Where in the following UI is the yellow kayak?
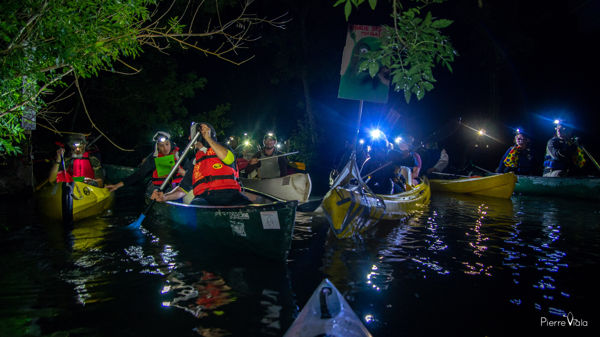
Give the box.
[429,172,517,199]
[321,156,431,239]
[37,181,114,221]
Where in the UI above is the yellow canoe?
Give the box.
[321,156,430,239]
[429,172,517,199]
[37,181,114,221]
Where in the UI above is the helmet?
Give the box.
[67,133,87,148]
[369,137,389,152]
[263,132,277,142]
[152,131,171,143]
[190,122,217,141]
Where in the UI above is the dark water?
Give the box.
[1,192,599,337]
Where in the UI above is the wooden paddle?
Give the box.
[127,130,202,229]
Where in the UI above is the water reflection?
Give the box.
[3,192,599,336]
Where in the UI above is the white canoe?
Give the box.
[283,278,372,337]
[241,173,312,202]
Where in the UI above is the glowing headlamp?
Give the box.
[370,129,384,140]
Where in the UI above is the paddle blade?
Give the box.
[127,213,146,229]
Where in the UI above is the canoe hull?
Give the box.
[283,278,372,337]
[241,173,312,202]
[514,175,600,200]
[321,179,431,239]
[36,182,114,221]
[148,194,298,261]
[430,172,517,199]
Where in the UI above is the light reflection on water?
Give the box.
[319,193,599,335]
[1,193,599,336]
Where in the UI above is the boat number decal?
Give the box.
[212,163,223,169]
[230,221,247,237]
[282,176,290,186]
[260,211,280,230]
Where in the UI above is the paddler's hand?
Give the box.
[55,148,65,162]
[249,158,259,165]
[151,190,166,203]
[200,123,212,141]
[178,166,186,176]
[105,181,124,192]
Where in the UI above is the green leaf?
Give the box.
[423,11,432,27]
[431,19,453,28]
[368,0,377,10]
[333,0,346,7]
[404,88,412,103]
[344,1,352,21]
[368,62,380,78]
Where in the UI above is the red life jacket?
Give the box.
[151,147,183,186]
[56,152,94,182]
[56,170,74,183]
[192,148,240,196]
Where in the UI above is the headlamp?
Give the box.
[153,131,171,143]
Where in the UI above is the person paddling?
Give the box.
[105,131,185,195]
[151,122,250,206]
[49,134,104,187]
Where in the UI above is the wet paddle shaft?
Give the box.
[128,128,202,229]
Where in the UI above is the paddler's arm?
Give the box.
[201,124,234,165]
[49,148,65,183]
[151,186,187,202]
[151,163,193,202]
[106,156,155,191]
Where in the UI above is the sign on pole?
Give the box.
[337,25,390,103]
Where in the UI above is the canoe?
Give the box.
[514,175,600,200]
[36,181,114,222]
[321,156,431,239]
[241,173,312,202]
[147,189,298,261]
[429,172,517,199]
[283,278,372,337]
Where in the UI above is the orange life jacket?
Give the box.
[151,147,183,186]
[192,148,240,196]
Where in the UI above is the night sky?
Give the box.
[51,0,600,175]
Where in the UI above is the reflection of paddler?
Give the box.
[338,32,390,102]
[165,271,236,318]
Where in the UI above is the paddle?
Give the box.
[471,164,498,175]
[579,145,600,172]
[127,129,202,229]
[257,151,299,161]
[59,152,74,225]
[430,171,471,178]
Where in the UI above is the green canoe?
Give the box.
[146,189,298,261]
[283,278,372,337]
[514,175,600,200]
